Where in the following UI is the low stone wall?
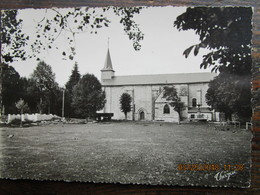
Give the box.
[188,112,213,121]
[7,113,58,124]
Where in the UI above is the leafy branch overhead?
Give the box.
[1,7,144,64]
[32,7,110,60]
[112,7,144,51]
[1,10,29,63]
[174,7,252,73]
[31,6,144,61]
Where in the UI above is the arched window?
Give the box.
[192,98,197,107]
[163,104,170,114]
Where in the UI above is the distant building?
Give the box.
[100,49,217,122]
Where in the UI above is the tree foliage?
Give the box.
[206,71,251,121]
[174,7,252,73]
[0,10,30,115]
[1,10,29,63]
[1,64,62,116]
[31,7,144,60]
[15,98,29,115]
[162,86,184,121]
[15,98,28,111]
[120,93,132,120]
[2,64,26,114]
[1,7,144,62]
[65,62,81,117]
[31,61,56,91]
[30,61,59,114]
[26,77,62,115]
[65,62,81,93]
[72,74,106,119]
[174,7,252,121]
[112,7,144,51]
[25,78,42,113]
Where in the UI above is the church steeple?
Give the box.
[101,47,115,80]
[102,48,114,71]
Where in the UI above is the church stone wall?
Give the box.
[103,86,125,120]
[133,85,153,121]
[111,86,133,120]
[154,84,189,121]
[101,71,115,80]
[102,82,211,121]
[180,96,188,119]
[188,83,210,108]
[103,85,154,121]
[154,103,179,122]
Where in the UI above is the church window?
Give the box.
[192,98,197,107]
[163,104,170,114]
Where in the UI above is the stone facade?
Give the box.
[100,49,217,122]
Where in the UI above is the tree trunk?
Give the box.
[225,112,232,121]
[177,112,181,125]
[48,103,50,114]
[0,11,3,117]
[39,97,43,114]
[20,109,23,127]
[0,64,2,117]
[125,113,127,120]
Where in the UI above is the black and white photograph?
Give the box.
[0,6,252,187]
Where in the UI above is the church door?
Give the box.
[140,111,145,120]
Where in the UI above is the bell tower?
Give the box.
[101,40,115,80]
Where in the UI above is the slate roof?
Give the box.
[102,72,217,86]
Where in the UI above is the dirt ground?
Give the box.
[0,121,252,187]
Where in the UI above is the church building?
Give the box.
[100,49,217,122]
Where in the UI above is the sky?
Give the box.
[11,6,211,87]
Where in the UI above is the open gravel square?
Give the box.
[0,121,251,187]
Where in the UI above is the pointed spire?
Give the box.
[102,48,114,71]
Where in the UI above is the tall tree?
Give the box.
[2,64,26,114]
[120,93,132,120]
[30,61,59,114]
[0,10,29,114]
[174,7,252,121]
[26,78,42,113]
[162,86,184,124]
[65,62,81,117]
[72,74,106,119]
[206,71,251,121]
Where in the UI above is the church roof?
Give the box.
[102,72,217,86]
[101,49,114,72]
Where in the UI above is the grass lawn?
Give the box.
[0,121,251,187]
